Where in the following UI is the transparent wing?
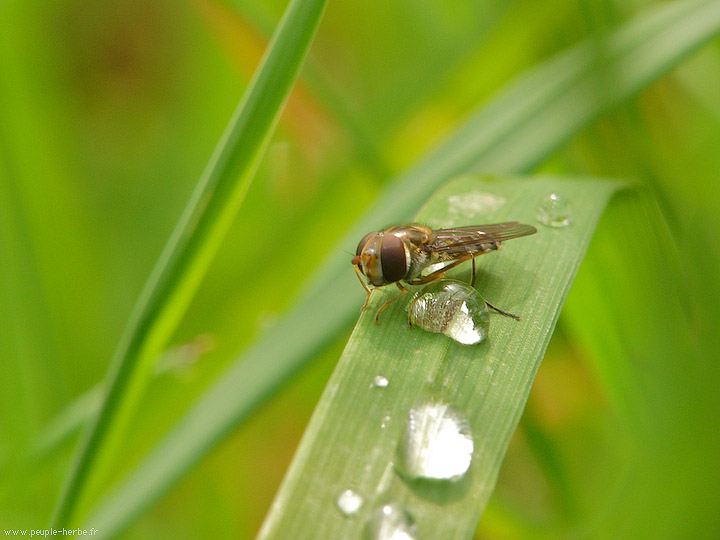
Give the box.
[429,222,536,258]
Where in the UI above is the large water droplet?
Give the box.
[407,280,489,345]
[397,401,474,482]
[536,193,572,227]
[365,502,417,540]
[336,488,364,517]
[372,375,389,388]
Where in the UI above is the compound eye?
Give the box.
[380,234,407,283]
[356,232,376,257]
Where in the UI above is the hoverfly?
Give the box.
[351,222,537,323]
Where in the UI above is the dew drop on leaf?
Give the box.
[408,280,489,345]
[396,400,474,482]
[536,193,572,227]
[336,488,364,517]
[364,502,417,540]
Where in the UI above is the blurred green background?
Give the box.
[1,0,719,538]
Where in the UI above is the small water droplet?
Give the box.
[380,415,391,429]
[397,400,474,482]
[407,280,489,345]
[336,488,364,517]
[536,193,572,227]
[365,502,417,540]
[372,375,389,388]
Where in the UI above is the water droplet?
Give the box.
[536,193,572,227]
[407,280,489,345]
[372,375,389,388]
[365,502,417,540]
[380,415,391,429]
[397,400,474,482]
[336,488,364,517]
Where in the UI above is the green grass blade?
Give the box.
[51,0,328,526]
[81,0,720,534]
[256,175,624,539]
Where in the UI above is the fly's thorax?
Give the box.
[385,225,432,244]
[405,247,430,281]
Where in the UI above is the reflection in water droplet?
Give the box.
[536,193,572,227]
[397,401,474,482]
[336,488,364,517]
[365,502,417,540]
[373,375,389,388]
[407,280,489,345]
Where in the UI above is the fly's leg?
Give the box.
[473,248,520,320]
[470,241,500,287]
[374,283,409,324]
[361,290,371,312]
[354,265,372,312]
[483,299,520,320]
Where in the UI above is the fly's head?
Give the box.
[352,230,410,286]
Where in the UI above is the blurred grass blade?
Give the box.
[34,386,102,459]
[0,166,52,446]
[558,195,719,539]
[51,0,328,527]
[83,0,720,535]
[257,175,624,539]
[34,337,203,457]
